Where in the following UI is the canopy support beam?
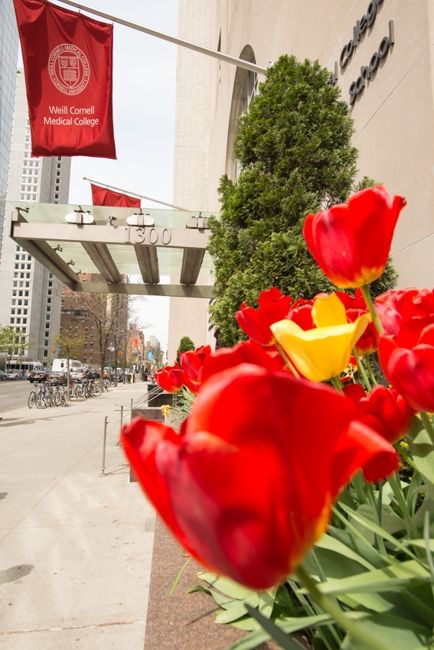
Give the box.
[134,245,160,284]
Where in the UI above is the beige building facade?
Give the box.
[169,0,433,358]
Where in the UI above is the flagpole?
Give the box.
[54,0,268,76]
[84,177,190,211]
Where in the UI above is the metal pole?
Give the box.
[115,404,124,447]
[54,0,268,75]
[101,415,108,476]
[83,177,190,212]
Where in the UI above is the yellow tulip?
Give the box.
[271,293,370,382]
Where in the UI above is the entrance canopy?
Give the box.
[8,201,215,298]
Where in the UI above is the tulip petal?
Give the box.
[312,293,348,328]
[121,418,192,549]
[333,420,399,489]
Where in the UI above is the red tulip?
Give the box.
[122,365,398,589]
[201,340,284,382]
[236,287,292,345]
[286,298,315,330]
[180,345,212,393]
[303,186,406,288]
[344,384,414,443]
[379,323,434,413]
[375,288,434,336]
[155,363,186,393]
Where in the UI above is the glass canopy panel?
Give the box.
[7,201,215,228]
[6,201,216,287]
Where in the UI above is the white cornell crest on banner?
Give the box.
[48,44,90,95]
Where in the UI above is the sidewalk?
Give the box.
[0,382,155,650]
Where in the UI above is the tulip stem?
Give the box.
[420,412,434,445]
[274,341,301,378]
[360,285,383,334]
[295,565,395,650]
[388,472,417,538]
[365,356,379,387]
[353,349,372,391]
[330,376,343,392]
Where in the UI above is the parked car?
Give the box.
[29,369,50,383]
[0,370,6,381]
[5,371,20,380]
[48,371,67,385]
[70,367,86,379]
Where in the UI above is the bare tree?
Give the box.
[83,293,129,377]
[109,294,129,384]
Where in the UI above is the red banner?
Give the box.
[13,0,116,158]
[91,184,141,208]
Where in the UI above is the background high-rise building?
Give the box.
[0,70,71,363]
[0,0,18,261]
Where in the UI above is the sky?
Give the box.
[60,0,179,351]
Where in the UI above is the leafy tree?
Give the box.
[56,324,86,394]
[176,336,195,363]
[209,55,396,346]
[0,326,20,354]
[0,326,32,359]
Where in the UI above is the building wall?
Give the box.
[207,0,434,288]
[0,70,71,362]
[0,0,18,261]
[168,0,216,362]
[60,276,129,369]
[172,1,434,354]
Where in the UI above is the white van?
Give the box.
[51,358,82,373]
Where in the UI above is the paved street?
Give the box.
[0,381,155,650]
[0,380,29,415]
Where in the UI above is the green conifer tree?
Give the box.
[209,55,395,346]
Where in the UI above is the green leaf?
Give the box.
[198,572,256,600]
[168,556,191,596]
[328,524,385,568]
[338,503,422,562]
[338,591,398,613]
[229,617,260,632]
[405,538,434,552]
[225,614,331,650]
[258,591,276,619]
[341,612,433,650]
[357,504,405,535]
[216,601,251,625]
[244,606,322,650]
[315,533,374,571]
[303,560,429,596]
[412,428,434,487]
